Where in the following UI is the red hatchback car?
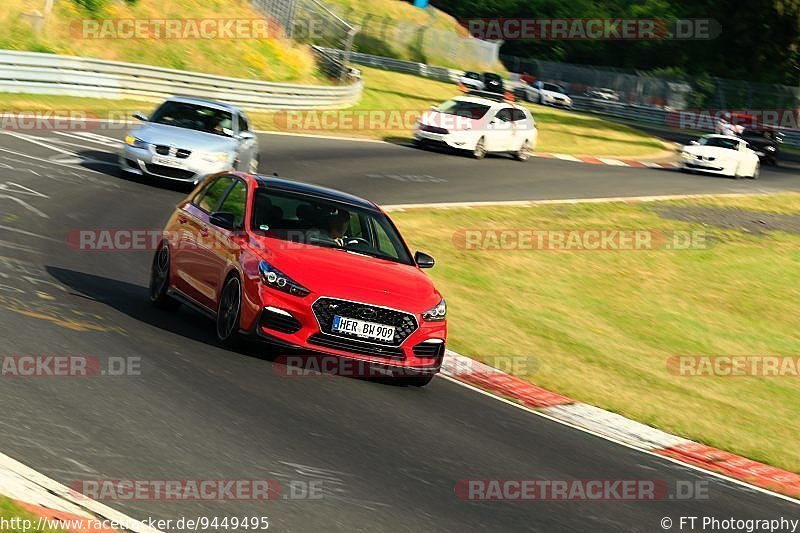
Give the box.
[149,172,447,385]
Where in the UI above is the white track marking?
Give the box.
[439,375,800,506]
[381,192,767,211]
[553,153,583,162]
[72,131,124,147]
[0,225,61,242]
[0,452,162,533]
[53,131,122,149]
[0,147,115,178]
[597,158,628,166]
[0,182,49,198]
[1,131,77,156]
[0,195,48,218]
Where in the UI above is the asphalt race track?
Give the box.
[0,127,798,532]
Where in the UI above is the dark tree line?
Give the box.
[429,0,800,85]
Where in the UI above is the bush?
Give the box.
[72,0,107,13]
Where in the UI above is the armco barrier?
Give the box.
[0,50,363,111]
[318,47,463,84]
[570,95,800,147]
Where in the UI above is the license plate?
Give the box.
[332,315,395,343]
[152,155,186,168]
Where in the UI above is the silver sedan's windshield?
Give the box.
[150,101,235,137]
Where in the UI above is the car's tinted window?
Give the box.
[239,114,251,132]
[150,101,234,137]
[197,177,234,213]
[251,188,412,265]
[511,109,528,121]
[437,99,491,119]
[217,180,247,228]
[496,108,513,122]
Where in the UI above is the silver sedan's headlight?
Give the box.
[124,135,147,149]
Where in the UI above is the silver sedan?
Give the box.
[120,96,259,185]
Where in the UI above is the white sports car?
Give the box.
[679,134,760,179]
[515,81,573,108]
[413,95,538,161]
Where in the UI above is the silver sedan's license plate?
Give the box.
[332,315,395,342]
[152,155,186,168]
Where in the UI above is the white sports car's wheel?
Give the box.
[472,137,486,159]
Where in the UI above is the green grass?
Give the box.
[0,67,668,158]
[0,497,65,532]
[0,0,323,83]
[391,193,800,473]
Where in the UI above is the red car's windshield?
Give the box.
[251,188,414,265]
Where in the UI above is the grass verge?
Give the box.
[1,0,322,83]
[392,193,800,473]
[0,67,667,157]
[0,497,65,532]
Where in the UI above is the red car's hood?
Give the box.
[253,239,441,312]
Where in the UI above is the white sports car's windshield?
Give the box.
[699,137,740,150]
[543,83,566,93]
[437,99,491,119]
[150,101,235,137]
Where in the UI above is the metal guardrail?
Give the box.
[318,47,463,84]
[570,95,800,147]
[0,50,363,111]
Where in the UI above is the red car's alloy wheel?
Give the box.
[217,276,242,343]
[149,243,179,310]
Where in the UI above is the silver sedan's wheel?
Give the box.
[472,137,486,159]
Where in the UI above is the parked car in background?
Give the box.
[741,128,781,166]
[482,72,505,94]
[459,71,485,91]
[120,96,259,185]
[585,87,620,101]
[515,81,572,107]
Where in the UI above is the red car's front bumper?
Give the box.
[241,284,447,374]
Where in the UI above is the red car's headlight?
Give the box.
[258,260,310,297]
[422,298,447,322]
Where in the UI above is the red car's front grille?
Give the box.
[311,298,418,346]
